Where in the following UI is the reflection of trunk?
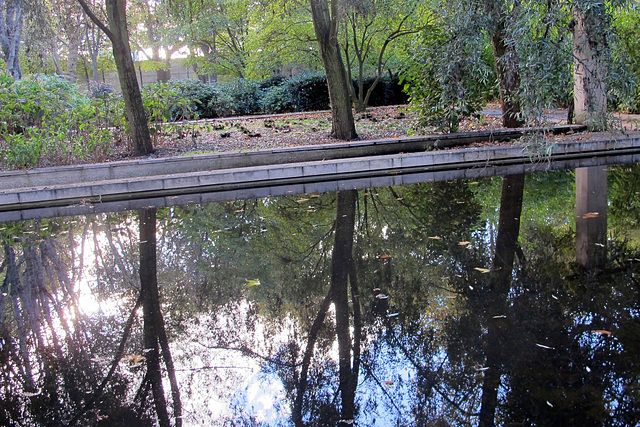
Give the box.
[139,208,182,427]
[3,244,36,392]
[575,167,607,268]
[293,190,360,425]
[331,190,358,422]
[479,174,525,427]
[292,293,332,426]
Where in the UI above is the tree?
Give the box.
[341,0,425,112]
[0,0,23,79]
[309,0,358,140]
[77,0,153,155]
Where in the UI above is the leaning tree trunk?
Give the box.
[105,0,153,155]
[78,0,154,155]
[309,0,358,140]
[572,2,608,130]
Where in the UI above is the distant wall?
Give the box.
[77,61,198,91]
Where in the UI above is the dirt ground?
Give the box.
[112,105,506,161]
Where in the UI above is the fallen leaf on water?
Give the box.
[593,330,612,335]
[535,343,555,350]
[474,267,491,273]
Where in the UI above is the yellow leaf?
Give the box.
[246,279,261,287]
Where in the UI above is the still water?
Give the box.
[1,164,639,426]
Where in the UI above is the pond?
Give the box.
[1,163,639,426]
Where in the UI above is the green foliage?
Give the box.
[286,71,330,112]
[402,18,495,133]
[612,7,640,113]
[215,79,262,116]
[0,75,113,169]
[261,84,293,114]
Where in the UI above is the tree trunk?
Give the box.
[0,0,23,79]
[573,4,608,130]
[309,0,358,140]
[78,0,153,155]
[106,0,153,155]
[486,0,524,128]
[66,35,81,83]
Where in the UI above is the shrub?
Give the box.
[261,84,293,114]
[0,75,113,169]
[285,71,330,112]
[216,79,262,116]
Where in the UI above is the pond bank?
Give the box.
[1,126,640,222]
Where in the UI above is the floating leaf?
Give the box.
[535,343,555,350]
[246,279,261,287]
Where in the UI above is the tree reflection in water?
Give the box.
[1,166,639,425]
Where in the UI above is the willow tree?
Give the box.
[77,0,153,155]
[309,0,358,140]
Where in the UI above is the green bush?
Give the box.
[285,71,330,112]
[216,79,262,116]
[261,84,293,114]
[0,75,113,169]
[173,79,221,119]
